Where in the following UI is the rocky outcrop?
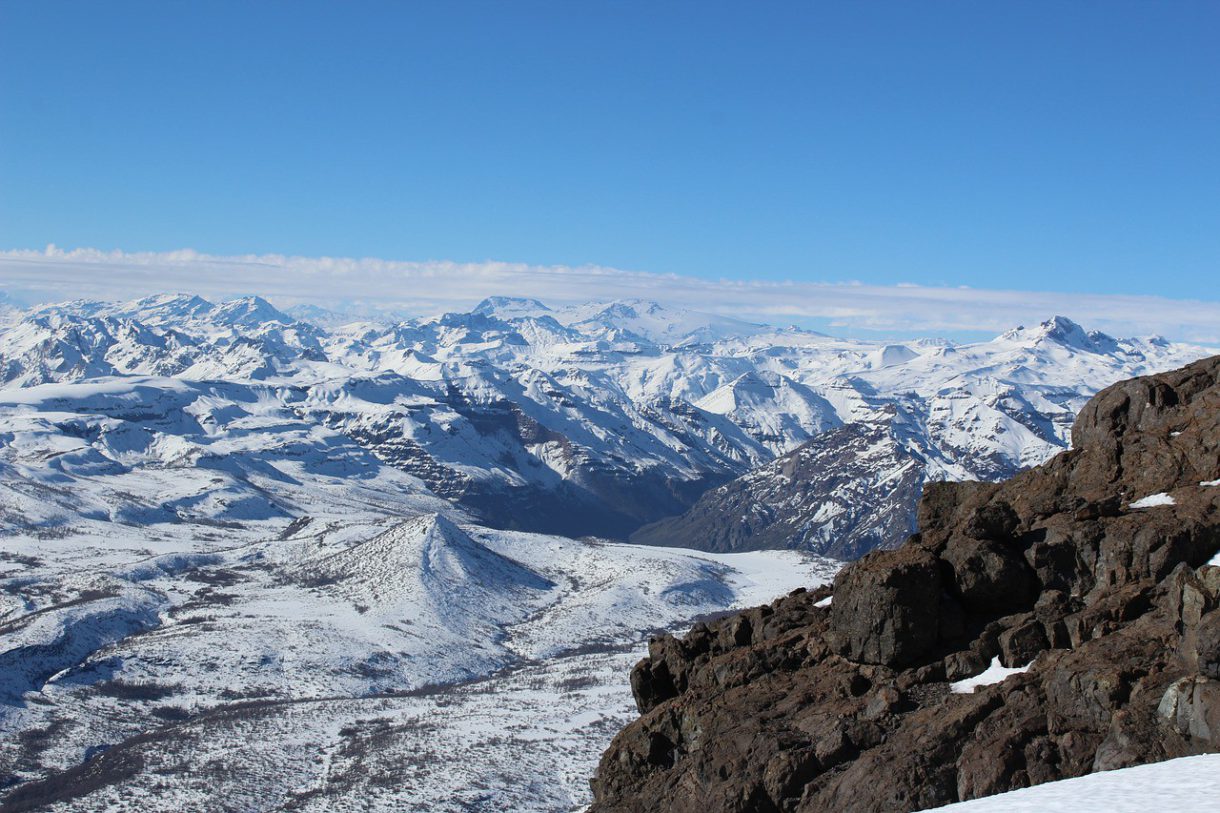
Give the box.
[590,355,1220,812]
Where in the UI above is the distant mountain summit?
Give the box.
[1000,315,1119,354]
[105,293,216,323]
[472,296,553,318]
[210,295,293,327]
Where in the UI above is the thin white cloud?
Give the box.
[2,245,1219,343]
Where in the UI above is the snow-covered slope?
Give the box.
[934,754,1220,812]
[0,504,837,810]
[1,294,1211,550]
[0,376,452,536]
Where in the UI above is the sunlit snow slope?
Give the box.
[0,507,836,811]
[934,754,1220,812]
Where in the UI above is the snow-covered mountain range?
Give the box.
[1,292,1215,810]
[1,293,1212,550]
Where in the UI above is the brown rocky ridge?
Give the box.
[589,354,1220,812]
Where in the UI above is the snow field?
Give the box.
[935,754,1220,812]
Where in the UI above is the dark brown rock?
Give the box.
[590,355,1220,813]
[998,618,1048,667]
[964,500,1020,541]
[1196,611,1220,680]
[829,545,943,667]
[942,536,1036,614]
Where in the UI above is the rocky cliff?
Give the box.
[590,355,1220,812]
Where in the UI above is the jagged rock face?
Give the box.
[590,355,1220,813]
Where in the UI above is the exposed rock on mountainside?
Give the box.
[590,355,1220,812]
[630,417,923,559]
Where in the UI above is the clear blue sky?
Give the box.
[1,1,1217,299]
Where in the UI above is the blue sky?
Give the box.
[1,2,1218,321]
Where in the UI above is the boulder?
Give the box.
[829,545,944,667]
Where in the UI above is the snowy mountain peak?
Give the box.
[112,293,216,323]
[1036,315,1091,344]
[868,344,919,369]
[416,512,483,556]
[711,371,774,402]
[417,514,552,590]
[303,514,547,591]
[1001,315,1114,353]
[289,514,555,632]
[473,296,552,319]
[283,303,356,327]
[211,296,293,327]
[564,299,767,345]
[595,300,653,319]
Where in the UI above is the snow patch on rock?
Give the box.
[1129,492,1176,508]
[950,657,1031,694]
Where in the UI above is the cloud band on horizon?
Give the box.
[2,246,1218,343]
